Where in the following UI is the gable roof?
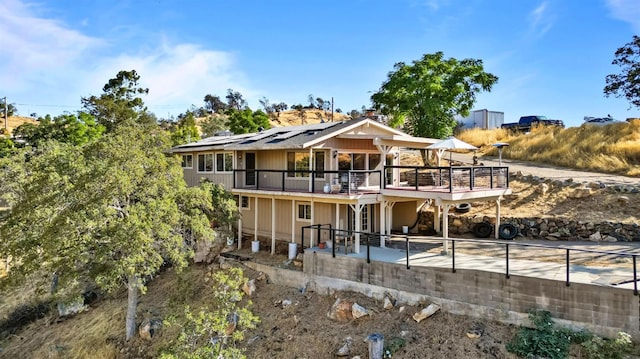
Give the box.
[169,118,438,153]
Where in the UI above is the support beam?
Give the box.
[237,195,243,250]
[349,203,364,253]
[379,202,386,248]
[271,197,276,255]
[254,197,258,243]
[310,199,315,246]
[291,200,295,243]
[335,202,340,233]
[434,205,441,233]
[495,199,501,239]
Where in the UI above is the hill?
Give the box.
[1,116,37,135]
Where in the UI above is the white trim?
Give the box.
[296,203,312,222]
[181,154,193,169]
[196,153,214,173]
[302,118,407,148]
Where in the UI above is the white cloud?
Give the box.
[605,0,640,32]
[528,1,554,37]
[0,0,250,118]
[94,42,252,116]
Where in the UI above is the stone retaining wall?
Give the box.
[419,211,640,242]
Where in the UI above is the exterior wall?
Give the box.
[322,138,378,151]
[302,252,640,339]
[180,151,234,188]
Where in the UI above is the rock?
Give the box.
[281,299,292,308]
[351,303,370,319]
[548,232,562,238]
[452,218,463,227]
[194,239,214,263]
[327,298,353,322]
[57,297,87,317]
[539,222,549,232]
[383,296,394,310]
[412,303,441,323]
[537,183,549,195]
[243,279,256,297]
[589,231,602,242]
[225,312,239,335]
[398,306,406,313]
[618,196,630,205]
[571,187,592,198]
[219,261,232,270]
[603,235,618,242]
[466,322,484,339]
[335,336,352,356]
[139,318,162,340]
[539,230,549,237]
[247,335,261,345]
[256,272,267,281]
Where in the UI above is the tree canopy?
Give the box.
[0,125,215,340]
[0,102,17,118]
[170,111,201,146]
[81,70,152,131]
[226,108,270,134]
[604,35,640,109]
[12,112,105,147]
[371,52,498,139]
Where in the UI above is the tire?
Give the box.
[473,222,493,238]
[498,223,518,240]
[455,203,472,213]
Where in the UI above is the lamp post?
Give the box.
[492,142,510,166]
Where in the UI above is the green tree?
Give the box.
[160,268,259,359]
[226,109,270,134]
[200,114,228,138]
[0,136,14,158]
[203,94,228,114]
[81,70,152,131]
[171,111,201,146]
[371,52,498,140]
[0,125,215,340]
[12,113,104,147]
[604,35,640,109]
[225,89,247,111]
[0,102,17,118]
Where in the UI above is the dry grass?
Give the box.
[458,121,640,176]
[2,116,37,135]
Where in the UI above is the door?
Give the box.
[245,152,256,186]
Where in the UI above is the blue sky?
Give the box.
[1,0,639,127]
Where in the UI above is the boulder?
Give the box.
[412,303,441,323]
[139,318,162,340]
[242,279,256,297]
[57,297,87,317]
[327,298,353,322]
[618,196,630,205]
[383,296,394,310]
[351,303,370,319]
[335,336,352,356]
[571,187,592,198]
[589,231,602,242]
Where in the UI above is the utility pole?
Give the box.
[331,97,334,122]
[2,97,6,131]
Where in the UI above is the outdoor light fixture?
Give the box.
[333,150,338,159]
[238,153,243,160]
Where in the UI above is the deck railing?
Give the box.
[300,226,639,295]
[233,165,509,193]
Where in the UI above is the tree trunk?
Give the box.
[125,274,139,341]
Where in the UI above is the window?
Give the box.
[233,196,250,209]
[181,154,193,168]
[197,153,214,172]
[297,203,311,221]
[287,152,325,178]
[368,154,381,170]
[216,152,233,172]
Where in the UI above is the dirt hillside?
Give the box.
[1,116,37,134]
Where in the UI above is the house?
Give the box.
[170,118,511,254]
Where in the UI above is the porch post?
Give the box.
[350,203,363,254]
[291,200,295,243]
[495,199,501,239]
[254,197,258,242]
[335,202,340,231]
[379,201,386,248]
[442,203,451,254]
[310,199,315,246]
[308,148,313,192]
[237,195,243,250]
[434,205,441,233]
[271,197,276,255]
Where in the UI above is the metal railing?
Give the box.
[300,228,639,295]
[233,169,382,194]
[384,165,509,192]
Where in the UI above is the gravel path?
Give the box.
[449,152,640,185]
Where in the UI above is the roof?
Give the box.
[169,118,437,153]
